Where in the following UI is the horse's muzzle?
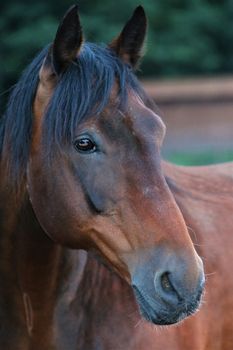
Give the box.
[130,248,205,325]
[133,277,204,325]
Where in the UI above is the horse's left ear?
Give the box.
[109,6,147,68]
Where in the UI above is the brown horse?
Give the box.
[0,5,231,350]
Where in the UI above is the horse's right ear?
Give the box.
[40,5,83,82]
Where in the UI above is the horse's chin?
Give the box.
[133,285,201,326]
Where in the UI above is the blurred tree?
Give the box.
[0,0,233,111]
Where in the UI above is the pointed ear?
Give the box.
[52,4,83,74]
[35,6,83,118]
[40,5,83,82]
[109,6,147,68]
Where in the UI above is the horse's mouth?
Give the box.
[132,285,201,326]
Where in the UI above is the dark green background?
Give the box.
[1,1,233,92]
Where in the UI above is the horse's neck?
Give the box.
[0,188,87,347]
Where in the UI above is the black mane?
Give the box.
[0,42,143,193]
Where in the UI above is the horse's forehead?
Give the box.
[105,91,166,143]
[128,91,163,124]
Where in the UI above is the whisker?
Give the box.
[193,243,205,247]
[205,271,217,277]
[187,225,197,242]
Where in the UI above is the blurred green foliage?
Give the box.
[166,150,233,165]
[1,0,233,97]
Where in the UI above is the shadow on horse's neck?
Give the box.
[0,190,65,338]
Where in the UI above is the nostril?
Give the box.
[160,272,176,294]
[155,271,182,305]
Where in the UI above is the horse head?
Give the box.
[27,6,204,325]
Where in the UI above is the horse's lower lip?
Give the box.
[132,285,199,325]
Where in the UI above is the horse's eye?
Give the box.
[74,137,97,153]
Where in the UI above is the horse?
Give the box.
[0,4,231,350]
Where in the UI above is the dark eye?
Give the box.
[73,137,97,153]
